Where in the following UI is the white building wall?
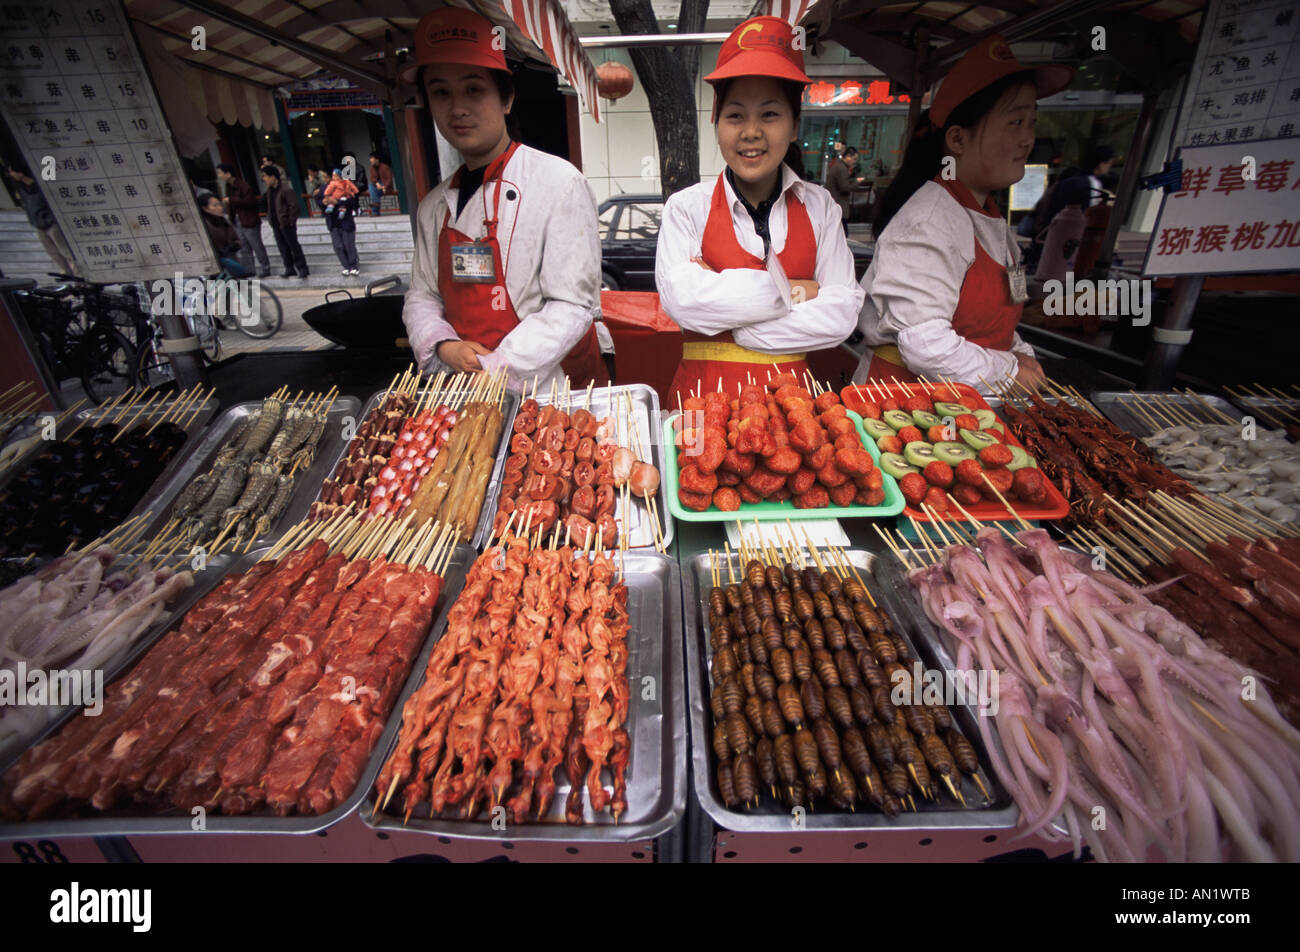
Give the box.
[579,44,728,202]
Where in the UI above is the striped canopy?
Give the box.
[123,0,603,127]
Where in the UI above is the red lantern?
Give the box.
[596,61,635,101]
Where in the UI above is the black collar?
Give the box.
[727,168,785,256]
[727,167,783,217]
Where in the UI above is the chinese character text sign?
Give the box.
[0,0,216,281]
[1144,138,1300,276]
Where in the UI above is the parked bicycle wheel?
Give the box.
[191,311,223,362]
[79,326,137,403]
[235,283,283,339]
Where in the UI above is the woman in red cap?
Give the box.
[656,16,863,407]
[401,8,606,390]
[853,35,1073,394]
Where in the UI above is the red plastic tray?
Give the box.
[841,380,1070,523]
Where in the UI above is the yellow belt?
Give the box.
[680,341,805,364]
[871,343,905,367]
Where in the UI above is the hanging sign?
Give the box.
[0,0,216,282]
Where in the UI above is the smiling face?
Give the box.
[423,63,513,165]
[946,81,1038,199]
[715,75,798,200]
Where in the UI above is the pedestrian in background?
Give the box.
[4,158,80,278]
[369,152,395,216]
[325,187,361,277]
[825,145,861,235]
[199,193,249,278]
[262,165,309,279]
[217,162,271,277]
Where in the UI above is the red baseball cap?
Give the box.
[929,34,1074,128]
[705,17,811,121]
[401,9,508,84]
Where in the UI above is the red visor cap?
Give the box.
[929,34,1074,128]
[401,8,508,84]
[706,16,811,121]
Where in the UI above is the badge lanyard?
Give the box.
[1004,225,1028,304]
[449,150,511,285]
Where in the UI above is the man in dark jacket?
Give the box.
[217,162,270,277]
[825,146,861,236]
[368,152,395,216]
[262,166,308,278]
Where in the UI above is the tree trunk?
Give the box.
[608,0,711,198]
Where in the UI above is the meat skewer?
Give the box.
[3,516,454,822]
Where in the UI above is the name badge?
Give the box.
[1007,264,1029,304]
[450,243,495,283]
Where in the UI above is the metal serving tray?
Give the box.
[1221,392,1299,433]
[0,543,474,838]
[308,385,520,552]
[872,544,1076,839]
[0,396,219,532]
[1091,391,1242,439]
[481,383,673,551]
[684,548,1016,833]
[362,549,687,842]
[0,550,238,771]
[130,395,361,551]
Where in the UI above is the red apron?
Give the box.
[864,179,1023,385]
[437,141,605,385]
[667,174,817,408]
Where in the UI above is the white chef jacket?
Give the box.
[656,165,864,353]
[402,144,600,391]
[853,180,1035,393]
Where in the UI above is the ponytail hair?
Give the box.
[873,70,1037,238]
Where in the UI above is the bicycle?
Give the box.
[131,283,222,390]
[16,278,138,404]
[206,263,283,339]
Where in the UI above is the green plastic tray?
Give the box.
[663,410,905,522]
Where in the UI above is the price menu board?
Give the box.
[0,0,216,281]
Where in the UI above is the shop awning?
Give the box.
[122,0,604,121]
[798,0,1207,91]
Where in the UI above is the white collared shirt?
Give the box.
[402,144,600,390]
[655,164,864,354]
[854,180,1034,392]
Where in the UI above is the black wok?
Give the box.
[302,274,409,349]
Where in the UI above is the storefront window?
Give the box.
[800,113,909,184]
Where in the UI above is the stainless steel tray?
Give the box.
[362,549,687,842]
[684,548,1016,833]
[0,396,218,523]
[0,543,474,838]
[130,396,361,551]
[1223,392,1300,432]
[481,383,673,551]
[1090,391,1242,439]
[0,549,239,771]
[872,544,1075,838]
[308,385,520,551]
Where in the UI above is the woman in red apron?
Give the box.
[656,17,863,407]
[853,35,1074,394]
[400,9,606,390]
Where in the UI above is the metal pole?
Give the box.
[578,32,730,48]
[1139,273,1202,389]
[156,311,209,390]
[900,28,930,159]
[1091,87,1161,278]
